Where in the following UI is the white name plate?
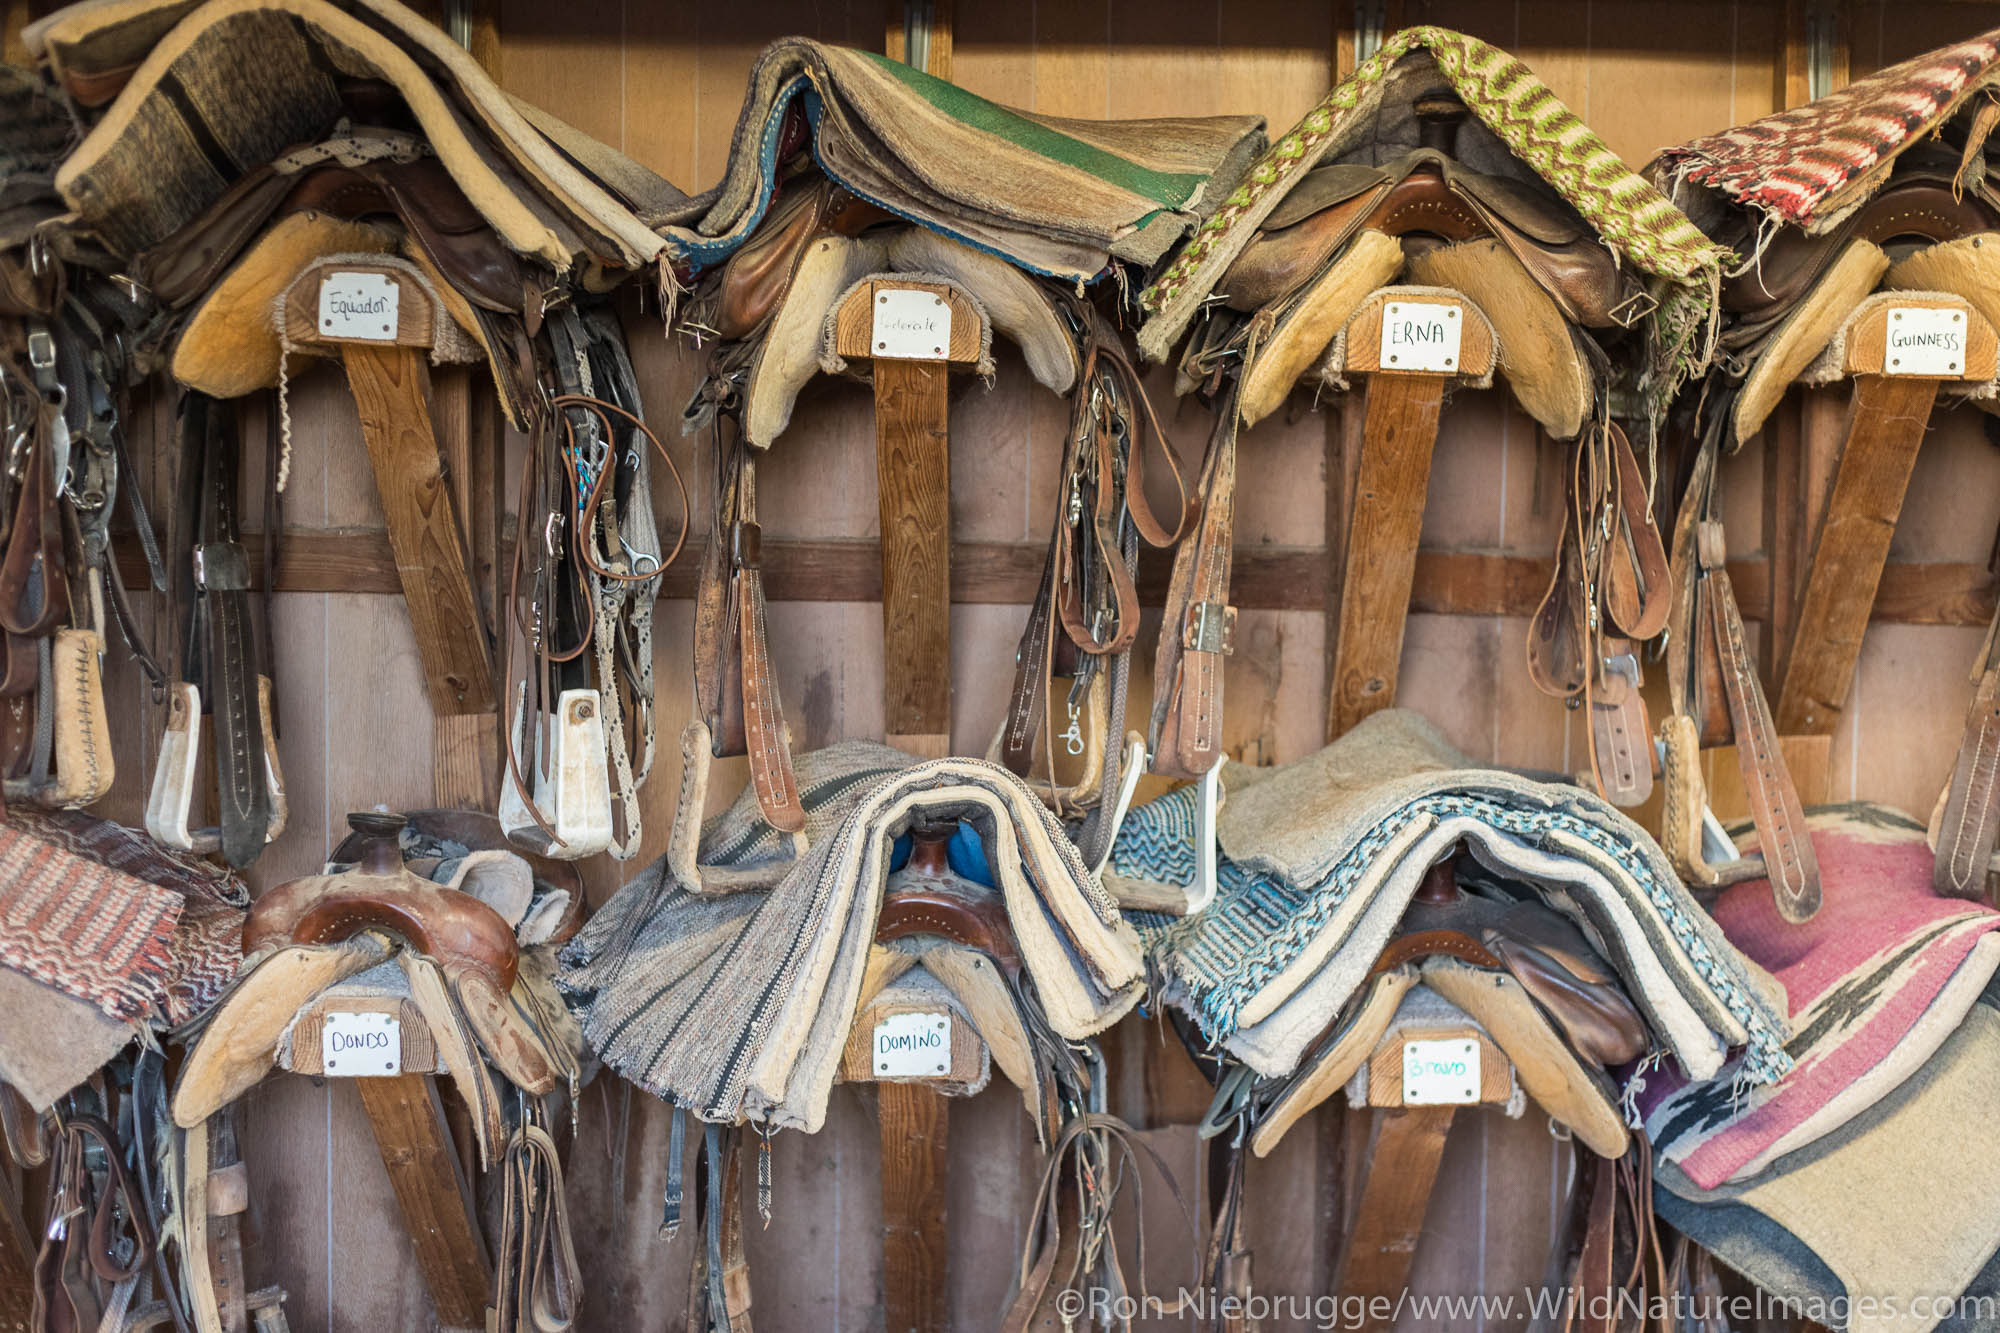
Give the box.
[321,1010,402,1077]
[318,271,400,342]
[1885,306,1967,377]
[871,288,952,360]
[873,1011,951,1078]
[1379,300,1463,373]
[1402,1038,1480,1105]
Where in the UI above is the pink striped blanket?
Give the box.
[1641,803,2000,1188]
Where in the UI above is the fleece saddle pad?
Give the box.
[1642,804,2000,1190]
[561,753,1144,1132]
[1108,708,1790,1085]
[1656,972,2000,1333]
[656,37,1266,283]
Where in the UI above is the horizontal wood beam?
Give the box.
[114,534,1999,626]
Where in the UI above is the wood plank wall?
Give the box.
[65,1,2000,1329]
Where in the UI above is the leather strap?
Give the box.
[202,1112,248,1333]
[492,1121,579,1333]
[1698,520,1821,921]
[695,427,804,832]
[1149,391,1240,781]
[1665,415,1821,921]
[176,395,272,868]
[1936,618,2000,900]
[1527,420,1667,807]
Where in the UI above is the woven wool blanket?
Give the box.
[1642,804,2000,1190]
[1137,25,1729,407]
[562,753,1144,1131]
[1656,973,2000,1333]
[0,810,247,1026]
[1656,29,2000,233]
[655,37,1266,283]
[1108,709,1790,1085]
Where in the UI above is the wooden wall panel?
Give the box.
[83,4,2000,1329]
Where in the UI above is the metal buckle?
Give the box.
[1183,601,1237,655]
[25,328,56,385]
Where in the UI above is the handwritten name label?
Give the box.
[318,272,400,342]
[871,288,953,361]
[873,1011,951,1078]
[1402,1038,1480,1105]
[321,1010,402,1077]
[1885,306,1966,377]
[1378,301,1462,374]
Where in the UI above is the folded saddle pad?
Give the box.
[1642,804,2000,1190]
[561,746,1145,1132]
[656,37,1266,283]
[1107,708,1790,1086]
[1656,971,2000,1333]
[45,0,680,272]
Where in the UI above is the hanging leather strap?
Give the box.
[695,428,803,832]
[1664,415,1821,921]
[177,395,272,869]
[1936,611,2000,901]
[1149,393,1240,781]
[492,1122,579,1333]
[1697,520,1820,921]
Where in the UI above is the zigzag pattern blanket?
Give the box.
[1138,24,1730,397]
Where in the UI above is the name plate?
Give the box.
[871,288,952,361]
[1402,1038,1480,1105]
[321,1010,402,1077]
[318,271,400,342]
[1379,300,1462,373]
[1885,306,1966,377]
[873,1011,952,1078]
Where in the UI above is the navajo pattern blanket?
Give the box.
[0,811,246,1025]
[0,817,182,1021]
[1656,29,2000,230]
[1138,25,1730,399]
[1642,804,2000,1190]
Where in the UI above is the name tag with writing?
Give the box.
[1379,301,1462,373]
[871,288,952,360]
[873,1011,951,1078]
[1402,1038,1479,1105]
[318,271,401,342]
[1885,306,1966,377]
[321,1010,402,1077]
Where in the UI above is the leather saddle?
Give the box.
[1720,158,2000,358]
[1223,138,1642,329]
[135,128,539,318]
[174,811,575,1164]
[1194,854,1667,1333]
[1229,857,1647,1160]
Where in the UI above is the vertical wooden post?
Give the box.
[355,1076,492,1333]
[1323,291,1495,740]
[1336,1106,1457,1333]
[874,361,954,760]
[837,275,980,1333]
[0,1169,32,1333]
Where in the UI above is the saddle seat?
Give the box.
[1235,859,1649,1160]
